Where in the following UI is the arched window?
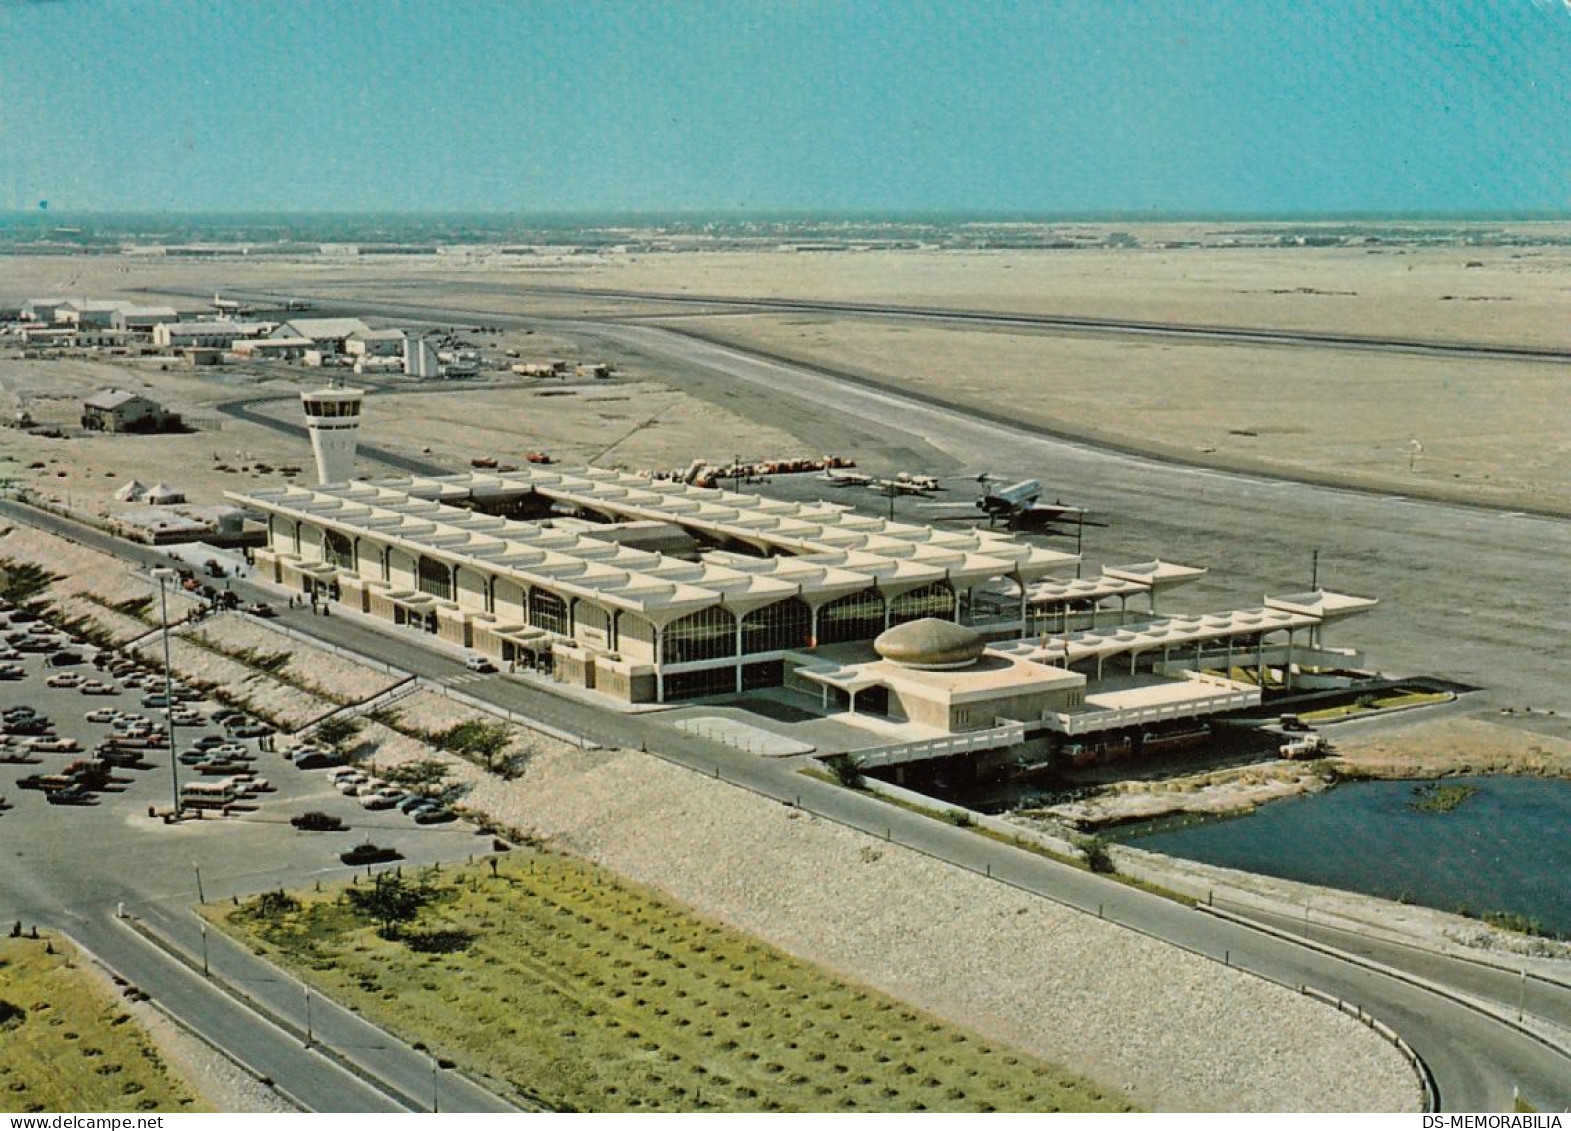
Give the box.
[324,530,354,570]
[662,606,736,665]
[742,597,812,654]
[417,555,453,601]
[817,588,884,645]
[888,581,955,627]
[528,588,568,635]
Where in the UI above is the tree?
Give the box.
[346,872,430,939]
[382,758,450,792]
[823,753,866,789]
[314,716,365,755]
[433,720,512,772]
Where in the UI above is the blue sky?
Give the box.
[2,0,1567,215]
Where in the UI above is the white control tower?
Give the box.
[300,383,364,485]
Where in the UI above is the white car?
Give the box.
[79,680,119,696]
[84,707,123,724]
[360,791,397,810]
[45,672,83,688]
[24,736,80,753]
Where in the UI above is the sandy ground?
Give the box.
[0,353,815,520]
[14,232,1554,349]
[349,380,807,474]
[1030,761,1336,831]
[1331,714,1571,779]
[4,238,1567,514]
[654,311,1571,513]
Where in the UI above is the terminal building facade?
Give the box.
[231,465,1376,735]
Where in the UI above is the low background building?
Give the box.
[81,389,181,433]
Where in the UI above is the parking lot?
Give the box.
[0,600,489,912]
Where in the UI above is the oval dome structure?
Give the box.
[874,617,986,670]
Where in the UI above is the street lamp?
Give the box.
[150,567,182,819]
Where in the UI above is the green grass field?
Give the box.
[0,937,205,1114]
[214,852,1133,1113]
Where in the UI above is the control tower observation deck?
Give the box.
[300,384,364,486]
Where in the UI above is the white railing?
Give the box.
[1047,690,1260,736]
[857,721,1027,769]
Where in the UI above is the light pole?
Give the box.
[304,987,313,1047]
[192,863,205,904]
[151,567,182,819]
[199,922,208,977]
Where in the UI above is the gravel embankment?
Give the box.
[376,738,1421,1112]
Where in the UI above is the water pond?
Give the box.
[1116,775,1571,937]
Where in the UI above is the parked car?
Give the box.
[193,734,227,751]
[464,655,496,673]
[291,811,346,832]
[413,806,456,824]
[247,602,277,618]
[46,786,96,806]
[360,791,398,810]
[230,723,273,739]
[84,707,123,724]
[340,843,401,866]
[79,680,119,696]
[293,750,344,770]
[141,694,172,709]
[45,672,84,688]
[24,736,81,753]
[0,664,24,680]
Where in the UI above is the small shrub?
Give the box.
[823,754,866,789]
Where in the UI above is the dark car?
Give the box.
[2,718,50,735]
[412,807,457,825]
[292,811,347,832]
[46,786,96,806]
[247,602,277,618]
[293,751,345,770]
[340,843,401,866]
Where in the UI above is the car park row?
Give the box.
[1,598,459,837]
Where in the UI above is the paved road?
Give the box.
[1232,902,1571,1033]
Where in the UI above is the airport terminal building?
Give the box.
[232,465,1376,735]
